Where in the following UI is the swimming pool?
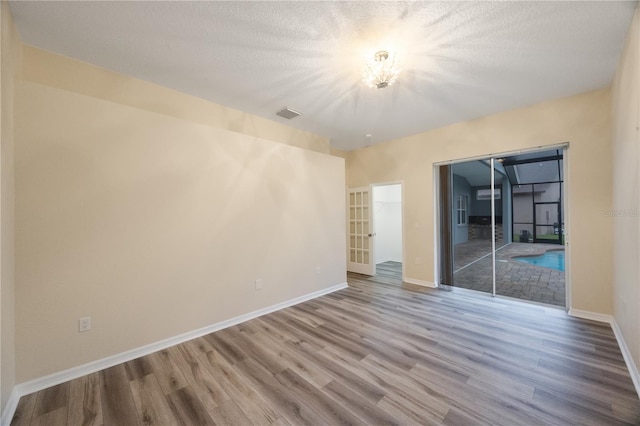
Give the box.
[514,250,565,271]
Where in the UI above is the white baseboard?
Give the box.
[1,282,348,426]
[611,319,640,398]
[568,309,613,324]
[1,389,21,426]
[403,277,436,288]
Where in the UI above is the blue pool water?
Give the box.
[514,250,565,271]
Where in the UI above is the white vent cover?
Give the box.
[276,107,302,119]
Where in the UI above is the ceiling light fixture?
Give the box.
[362,50,400,89]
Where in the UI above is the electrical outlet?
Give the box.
[79,317,91,332]
[316,266,321,275]
[255,278,263,291]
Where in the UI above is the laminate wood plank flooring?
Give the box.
[12,265,640,425]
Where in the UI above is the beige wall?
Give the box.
[612,6,640,369]
[1,1,19,414]
[330,147,348,159]
[346,88,613,314]
[15,49,346,382]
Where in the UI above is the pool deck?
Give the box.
[453,241,565,307]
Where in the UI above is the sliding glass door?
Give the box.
[439,158,505,294]
[438,148,566,307]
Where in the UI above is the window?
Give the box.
[457,194,468,226]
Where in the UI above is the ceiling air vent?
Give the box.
[276,107,302,119]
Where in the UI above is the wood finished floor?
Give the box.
[12,262,640,425]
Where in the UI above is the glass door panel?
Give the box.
[450,160,494,295]
[441,148,566,307]
[347,187,375,275]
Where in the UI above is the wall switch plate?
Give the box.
[79,317,91,332]
[255,279,263,290]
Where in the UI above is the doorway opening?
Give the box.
[347,183,403,282]
[437,148,567,307]
[373,184,403,282]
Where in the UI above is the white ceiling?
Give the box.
[9,1,636,151]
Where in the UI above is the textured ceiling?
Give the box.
[9,1,637,151]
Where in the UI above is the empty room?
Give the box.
[1,1,639,425]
